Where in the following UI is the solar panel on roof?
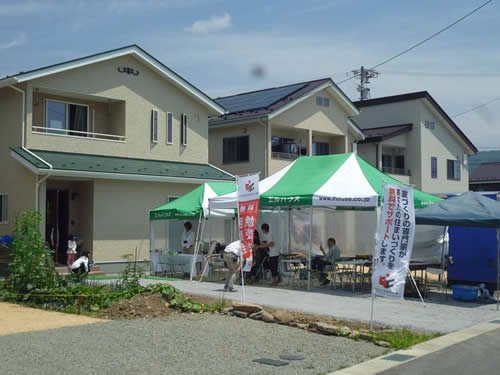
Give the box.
[216,82,306,113]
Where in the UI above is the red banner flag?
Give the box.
[237,174,260,272]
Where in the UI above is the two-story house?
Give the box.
[208,78,364,177]
[354,92,477,194]
[0,45,232,267]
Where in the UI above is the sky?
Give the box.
[0,0,499,150]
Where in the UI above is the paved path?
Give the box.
[0,302,105,336]
[141,279,500,333]
[380,326,500,375]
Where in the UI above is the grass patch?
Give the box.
[373,328,440,350]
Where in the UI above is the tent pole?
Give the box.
[190,211,203,281]
[308,207,313,290]
[497,228,499,311]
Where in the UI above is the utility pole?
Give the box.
[352,66,379,101]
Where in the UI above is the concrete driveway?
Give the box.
[145,279,500,333]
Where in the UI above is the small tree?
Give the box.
[6,210,59,293]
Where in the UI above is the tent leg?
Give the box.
[190,212,203,281]
[369,289,375,331]
[408,270,426,307]
[497,228,499,311]
[308,208,313,290]
[149,220,155,253]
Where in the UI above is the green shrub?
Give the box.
[5,211,60,294]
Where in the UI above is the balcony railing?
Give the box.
[382,166,410,176]
[272,152,300,160]
[32,126,125,142]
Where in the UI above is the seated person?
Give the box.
[182,222,195,254]
[312,238,341,286]
[71,251,90,279]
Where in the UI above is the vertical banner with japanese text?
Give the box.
[237,174,260,272]
[371,184,415,299]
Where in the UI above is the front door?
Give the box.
[45,190,69,264]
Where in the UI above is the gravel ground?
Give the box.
[0,314,384,375]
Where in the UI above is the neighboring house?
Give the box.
[208,78,364,177]
[469,151,500,191]
[0,45,232,267]
[354,91,477,194]
[469,162,500,191]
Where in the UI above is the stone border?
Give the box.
[330,320,500,374]
[225,302,391,347]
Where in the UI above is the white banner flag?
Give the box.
[371,184,415,299]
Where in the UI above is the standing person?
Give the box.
[71,251,90,279]
[260,223,280,286]
[247,230,264,283]
[223,240,243,292]
[67,235,77,268]
[182,221,195,254]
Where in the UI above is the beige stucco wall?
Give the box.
[357,143,377,167]
[92,179,197,261]
[356,100,423,189]
[208,122,266,176]
[24,54,210,164]
[418,101,470,193]
[0,87,37,236]
[272,88,350,136]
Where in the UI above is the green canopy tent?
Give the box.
[210,153,442,288]
[149,182,236,280]
[210,153,441,210]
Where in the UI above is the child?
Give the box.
[67,235,77,268]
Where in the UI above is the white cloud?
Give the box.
[0,33,27,50]
[185,12,231,34]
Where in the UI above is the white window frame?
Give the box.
[166,112,173,145]
[0,194,8,224]
[181,113,188,146]
[44,99,90,133]
[151,109,159,143]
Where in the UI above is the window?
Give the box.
[223,136,249,164]
[272,136,298,154]
[315,96,330,107]
[46,100,88,135]
[0,195,7,224]
[447,159,461,180]
[166,112,173,144]
[312,142,329,156]
[394,155,405,170]
[431,157,438,179]
[181,113,188,145]
[151,109,158,143]
[382,154,393,169]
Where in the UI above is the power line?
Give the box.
[337,0,493,85]
[452,96,500,118]
[379,70,500,78]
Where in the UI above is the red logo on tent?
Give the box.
[245,180,255,192]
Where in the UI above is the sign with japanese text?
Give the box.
[237,174,260,272]
[371,184,415,299]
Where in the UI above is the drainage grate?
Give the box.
[490,320,500,324]
[382,354,416,362]
[253,359,289,367]
[280,354,305,361]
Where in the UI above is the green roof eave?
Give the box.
[11,148,233,182]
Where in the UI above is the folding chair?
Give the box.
[425,267,448,299]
